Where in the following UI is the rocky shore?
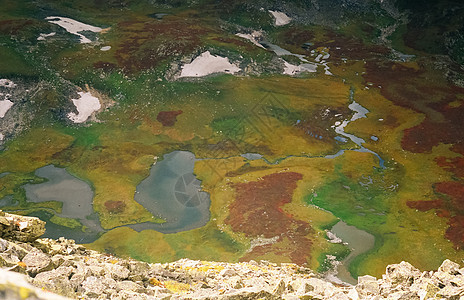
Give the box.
[0,212,463,299]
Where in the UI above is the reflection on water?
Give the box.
[130,151,211,233]
[24,165,103,243]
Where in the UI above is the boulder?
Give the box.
[0,268,70,299]
[0,211,45,242]
[23,250,53,275]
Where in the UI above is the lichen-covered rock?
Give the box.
[0,211,45,242]
[0,268,71,299]
[33,271,75,297]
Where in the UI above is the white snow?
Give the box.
[0,100,14,118]
[268,10,291,26]
[37,32,56,41]
[179,51,241,78]
[283,61,317,75]
[283,61,301,75]
[0,133,3,140]
[67,92,101,123]
[236,31,265,49]
[0,79,16,88]
[46,16,103,44]
[100,46,111,51]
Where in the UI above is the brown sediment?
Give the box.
[435,156,464,179]
[225,172,313,265]
[406,200,443,211]
[157,110,183,127]
[104,200,126,213]
[446,215,464,250]
[434,182,464,212]
[401,102,464,153]
[323,31,389,62]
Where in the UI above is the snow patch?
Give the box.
[268,10,291,26]
[46,16,103,44]
[283,61,317,75]
[37,32,56,41]
[0,100,14,118]
[67,92,101,123]
[179,51,241,78]
[100,46,111,51]
[236,31,265,49]
[0,133,3,140]
[0,79,16,88]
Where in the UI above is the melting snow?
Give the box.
[37,32,56,41]
[179,51,241,78]
[283,61,317,75]
[0,79,16,88]
[67,92,101,123]
[100,46,111,51]
[0,100,13,118]
[268,10,291,26]
[236,31,265,49]
[46,16,103,44]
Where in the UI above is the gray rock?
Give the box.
[70,273,86,291]
[357,275,380,295]
[106,263,130,281]
[33,271,75,297]
[81,276,106,297]
[0,268,71,299]
[384,261,421,287]
[438,259,462,275]
[116,280,146,293]
[220,268,238,277]
[23,250,53,275]
[128,261,150,281]
[0,239,9,252]
[0,252,19,267]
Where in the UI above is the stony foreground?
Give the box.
[0,212,463,299]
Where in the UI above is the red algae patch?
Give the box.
[446,215,464,250]
[157,110,183,127]
[225,172,314,265]
[406,200,443,212]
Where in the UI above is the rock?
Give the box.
[438,259,462,275]
[0,211,45,242]
[128,261,150,281]
[220,268,237,277]
[0,252,19,267]
[384,261,421,287]
[272,279,286,297]
[116,280,146,293]
[0,268,71,299]
[106,263,130,281]
[81,276,106,298]
[33,271,75,297]
[0,239,8,252]
[23,250,53,275]
[357,275,380,295]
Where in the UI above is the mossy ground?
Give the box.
[0,0,463,280]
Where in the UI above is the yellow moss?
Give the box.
[163,281,191,293]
